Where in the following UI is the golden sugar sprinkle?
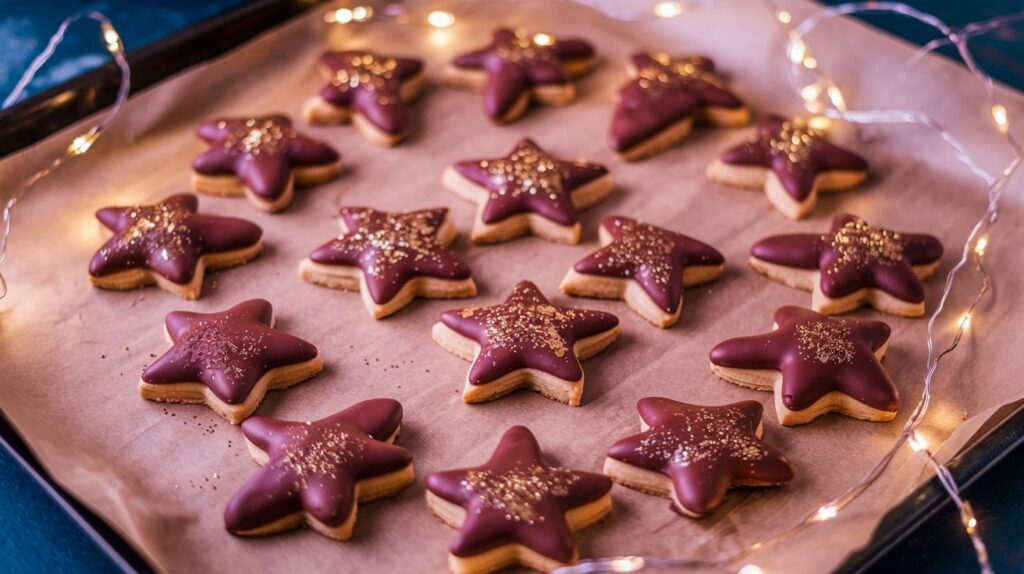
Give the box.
[796,320,855,365]
[594,219,678,286]
[220,118,296,158]
[333,210,450,278]
[281,423,364,489]
[637,54,724,94]
[330,52,402,105]
[481,143,586,206]
[759,118,822,167]
[826,218,904,273]
[102,202,192,263]
[460,464,580,524]
[636,406,769,467]
[174,320,268,383]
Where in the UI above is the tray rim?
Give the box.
[1,1,1021,571]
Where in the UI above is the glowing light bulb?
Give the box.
[329,8,354,23]
[101,25,121,52]
[350,6,372,22]
[429,29,451,47]
[958,312,972,330]
[802,56,818,69]
[654,1,684,18]
[826,85,846,109]
[738,565,765,574]
[974,235,988,256]
[808,116,831,131]
[608,556,645,572]
[427,10,455,28]
[992,104,1009,133]
[962,503,979,533]
[788,40,806,64]
[776,10,792,24]
[532,33,554,46]
[908,432,929,452]
[68,132,98,156]
[816,505,838,521]
[800,83,822,103]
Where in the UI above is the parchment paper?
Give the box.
[2,1,1023,572]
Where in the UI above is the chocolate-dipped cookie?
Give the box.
[605,398,793,517]
[140,299,322,423]
[426,426,612,573]
[749,213,943,317]
[88,193,263,300]
[706,115,868,219]
[299,207,476,319]
[441,28,596,124]
[303,50,426,147]
[191,114,341,213]
[709,306,898,425]
[559,215,724,328]
[225,398,414,540]
[610,52,749,161]
[442,139,612,245]
[432,281,619,406]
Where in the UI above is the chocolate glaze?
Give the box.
[719,115,868,201]
[142,299,318,405]
[451,28,595,120]
[609,53,744,152]
[452,138,608,226]
[89,193,262,285]
[709,306,898,412]
[572,215,724,313]
[224,398,412,534]
[426,425,611,562]
[307,207,472,304]
[606,398,793,516]
[192,114,339,201]
[440,281,619,384]
[751,213,943,302]
[318,50,424,135]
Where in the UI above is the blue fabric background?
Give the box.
[0,1,1021,572]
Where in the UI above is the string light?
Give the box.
[958,312,972,330]
[788,39,807,64]
[808,115,832,130]
[67,131,98,156]
[814,505,839,522]
[974,235,988,256]
[427,10,455,28]
[991,104,1009,133]
[802,55,818,69]
[532,33,554,46]
[326,8,353,24]
[907,432,929,452]
[351,6,372,22]
[654,2,684,18]
[776,10,792,24]
[800,82,822,103]
[738,565,765,574]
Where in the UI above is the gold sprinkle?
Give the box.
[796,320,855,364]
[826,218,904,274]
[636,406,769,467]
[460,464,579,524]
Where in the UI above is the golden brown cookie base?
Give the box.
[430,321,620,406]
[88,241,263,300]
[425,490,611,573]
[303,67,427,147]
[192,161,342,213]
[440,57,596,124]
[233,426,415,540]
[748,256,939,317]
[706,159,866,220]
[441,165,612,245]
[559,225,724,327]
[615,107,750,162]
[709,337,896,425]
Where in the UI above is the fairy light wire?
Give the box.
[0,11,131,300]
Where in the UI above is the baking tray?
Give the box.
[2,1,1022,571]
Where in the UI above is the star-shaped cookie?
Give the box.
[605,398,793,517]
[426,426,612,573]
[299,207,476,319]
[441,28,597,124]
[560,215,725,328]
[610,52,749,161]
[442,138,612,244]
[706,115,869,219]
[88,193,263,300]
[191,114,341,213]
[432,280,619,406]
[224,398,414,540]
[749,213,943,317]
[709,306,898,425]
[303,50,426,147]
[140,299,322,423]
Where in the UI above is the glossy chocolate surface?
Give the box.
[607,398,793,516]
[224,398,411,533]
[572,215,724,313]
[89,193,262,285]
[709,306,898,412]
[142,299,318,405]
[426,425,611,562]
[439,281,619,384]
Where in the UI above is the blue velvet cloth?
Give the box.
[0,1,1021,572]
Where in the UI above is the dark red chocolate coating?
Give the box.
[572,215,724,313]
[307,207,472,304]
[192,114,339,201]
[451,28,595,120]
[142,299,318,405]
[224,398,411,534]
[609,53,744,152]
[318,51,424,135]
[452,138,608,226]
[607,398,793,516]
[439,281,619,384]
[426,425,611,562]
[719,115,868,201]
[88,193,262,285]
[709,306,898,412]
[751,213,943,302]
